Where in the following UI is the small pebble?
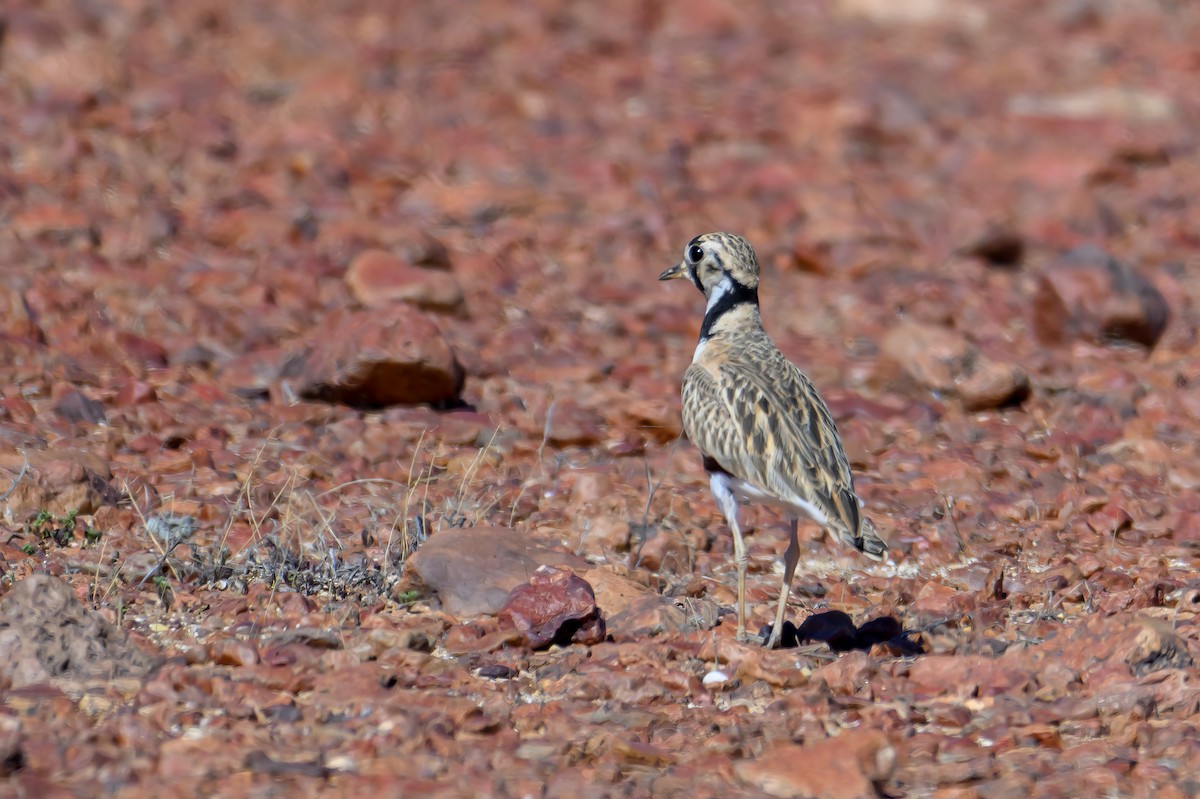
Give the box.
[476,663,517,679]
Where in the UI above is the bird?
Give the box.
[659,232,887,648]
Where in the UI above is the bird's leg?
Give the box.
[766,518,801,649]
[709,473,751,642]
[730,520,749,642]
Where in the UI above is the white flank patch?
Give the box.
[728,476,829,526]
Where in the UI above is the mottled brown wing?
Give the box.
[682,352,886,558]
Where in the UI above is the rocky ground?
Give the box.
[1,0,1199,796]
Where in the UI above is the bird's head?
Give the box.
[659,232,761,297]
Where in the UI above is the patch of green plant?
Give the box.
[26,509,84,547]
[395,589,421,606]
[152,573,173,609]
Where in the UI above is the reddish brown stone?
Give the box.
[53,391,106,425]
[910,581,975,621]
[345,249,465,314]
[401,527,588,618]
[1033,247,1170,348]
[813,651,876,697]
[543,397,606,447]
[204,637,261,667]
[295,308,464,407]
[959,225,1026,268]
[880,321,1029,410]
[957,361,1031,411]
[115,332,170,369]
[443,619,524,655]
[734,729,896,799]
[218,347,293,398]
[115,379,157,406]
[11,205,93,242]
[497,566,606,649]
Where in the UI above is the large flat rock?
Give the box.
[401,526,587,618]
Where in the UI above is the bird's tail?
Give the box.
[847,516,888,561]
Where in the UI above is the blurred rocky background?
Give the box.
[1,0,1199,795]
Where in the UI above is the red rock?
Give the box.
[602,397,684,443]
[569,516,631,558]
[578,567,653,618]
[907,655,987,699]
[734,729,896,799]
[1,396,36,423]
[0,716,21,778]
[959,225,1026,268]
[544,398,606,446]
[0,446,116,517]
[204,636,261,667]
[53,390,106,425]
[345,249,465,314]
[432,410,494,446]
[956,361,1031,411]
[1087,503,1133,537]
[921,458,985,497]
[630,527,690,573]
[879,321,1029,410]
[567,471,615,506]
[813,651,876,696]
[218,347,293,398]
[1172,512,1200,546]
[402,232,453,270]
[1112,617,1192,676]
[1032,246,1170,348]
[611,737,675,766]
[497,566,606,649]
[115,331,170,369]
[783,238,833,275]
[295,308,464,407]
[930,786,981,799]
[401,526,588,617]
[115,378,157,406]
[11,205,93,242]
[910,581,975,620]
[445,619,527,656]
[605,594,698,642]
[0,287,43,342]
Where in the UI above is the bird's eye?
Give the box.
[687,244,704,263]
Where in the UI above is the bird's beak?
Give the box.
[659,262,686,281]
